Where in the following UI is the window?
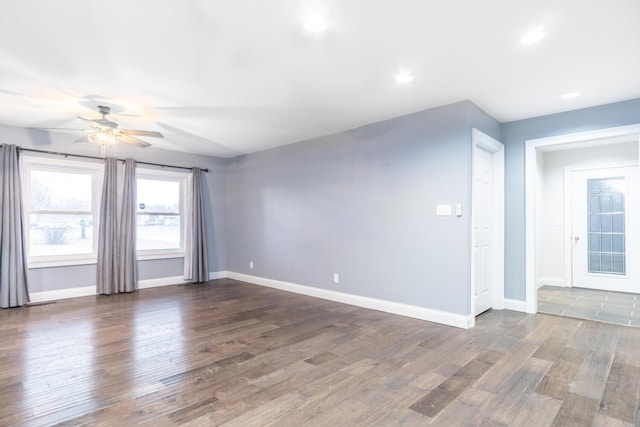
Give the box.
[136,168,187,259]
[587,177,626,275]
[22,156,103,267]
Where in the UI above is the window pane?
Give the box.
[600,195,612,213]
[137,214,180,250]
[31,170,92,211]
[600,253,612,272]
[612,213,624,233]
[137,179,179,213]
[612,193,624,212]
[587,177,626,275]
[612,234,624,253]
[612,254,625,274]
[29,214,93,256]
[588,194,599,213]
[601,233,612,252]
[589,252,601,272]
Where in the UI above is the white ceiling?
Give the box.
[1,1,639,158]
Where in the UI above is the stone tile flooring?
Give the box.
[538,285,640,327]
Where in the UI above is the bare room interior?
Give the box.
[1,1,640,426]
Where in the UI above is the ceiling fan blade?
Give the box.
[74,135,90,143]
[121,129,164,138]
[32,127,85,131]
[89,122,105,130]
[117,134,151,148]
[78,116,118,129]
[94,119,118,129]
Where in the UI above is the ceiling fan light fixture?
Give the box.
[89,130,118,145]
[70,105,160,148]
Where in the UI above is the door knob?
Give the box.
[574,236,580,241]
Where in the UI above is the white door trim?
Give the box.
[471,129,505,324]
[525,124,640,314]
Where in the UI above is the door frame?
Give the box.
[470,129,505,322]
[524,124,640,314]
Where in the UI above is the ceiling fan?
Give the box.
[74,105,163,148]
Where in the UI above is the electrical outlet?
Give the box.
[250,261,254,269]
[333,273,339,284]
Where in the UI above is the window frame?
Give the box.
[135,167,188,260]
[21,155,104,268]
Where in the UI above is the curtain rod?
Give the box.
[12,146,209,173]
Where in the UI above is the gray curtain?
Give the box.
[184,167,209,282]
[0,145,30,307]
[118,159,137,292]
[96,157,118,295]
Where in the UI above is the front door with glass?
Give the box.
[571,166,639,293]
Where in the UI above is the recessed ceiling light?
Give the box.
[304,17,327,32]
[521,29,547,44]
[396,72,414,84]
[561,92,580,99]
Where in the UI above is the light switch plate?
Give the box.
[436,204,452,216]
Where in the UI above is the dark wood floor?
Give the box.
[1,279,639,426]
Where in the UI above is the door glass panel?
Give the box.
[587,177,626,275]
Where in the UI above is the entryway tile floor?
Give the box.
[538,285,640,327]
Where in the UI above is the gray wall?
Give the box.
[0,123,227,292]
[7,96,640,313]
[226,101,500,315]
[502,98,640,301]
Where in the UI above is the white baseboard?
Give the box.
[504,298,528,313]
[537,277,567,288]
[138,271,229,287]
[209,271,228,280]
[29,286,96,303]
[226,272,473,329]
[138,276,187,289]
[28,271,475,329]
[29,271,227,303]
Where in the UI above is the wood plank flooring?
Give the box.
[1,278,639,426]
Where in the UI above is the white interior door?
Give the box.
[473,146,493,315]
[571,166,639,293]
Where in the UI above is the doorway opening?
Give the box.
[525,124,640,321]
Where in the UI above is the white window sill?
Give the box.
[28,252,185,269]
[136,251,185,261]
[28,257,97,269]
